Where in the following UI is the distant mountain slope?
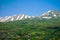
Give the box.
[0,10,60,22]
[41,10,60,19]
[0,14,35,22]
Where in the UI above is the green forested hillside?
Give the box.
[0,18,60,40]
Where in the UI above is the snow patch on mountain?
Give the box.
[0,14,35,22]
[0,10,60,22]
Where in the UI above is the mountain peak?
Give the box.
[0,14,35,22]
[0,10,60,22]
[47,10,52,13]
[41,10,60,19]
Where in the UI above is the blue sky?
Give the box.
[0,0,60,17]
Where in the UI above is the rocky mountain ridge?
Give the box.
[0,10,60,22]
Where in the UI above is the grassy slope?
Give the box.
[0,18,60,40]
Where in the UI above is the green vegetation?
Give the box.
[0,18,60,40]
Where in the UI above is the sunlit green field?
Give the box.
[0,18,60,40]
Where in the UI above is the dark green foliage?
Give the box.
[0,18,60,40]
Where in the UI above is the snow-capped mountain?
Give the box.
[41,10,60,19]
[0,14,35,22]
[0,10,60,22]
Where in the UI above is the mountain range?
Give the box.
[0,10,60,22]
